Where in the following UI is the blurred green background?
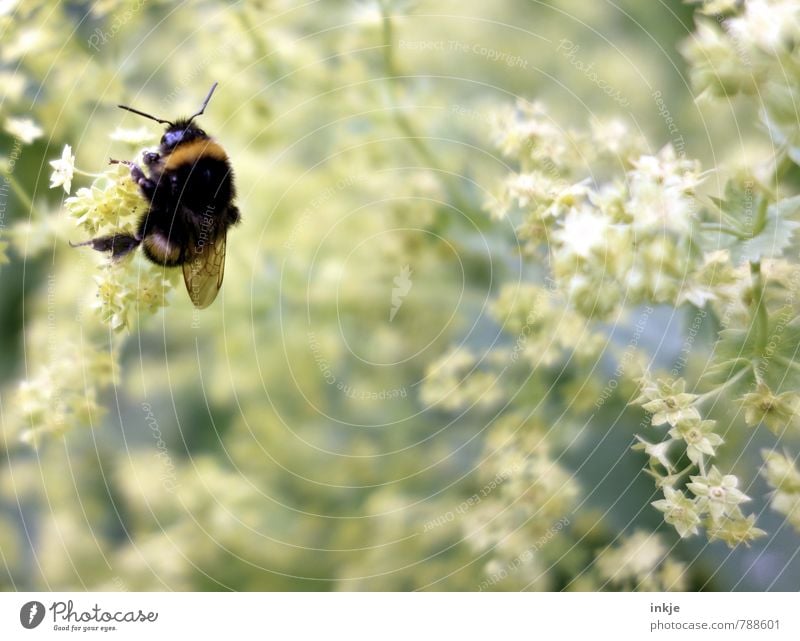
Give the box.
[0,0,796,591]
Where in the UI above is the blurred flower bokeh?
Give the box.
[2,0,800,591]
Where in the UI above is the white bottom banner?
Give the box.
[1,592,797,640]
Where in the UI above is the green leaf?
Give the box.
[706,318,800,389]
[732,196,800,264]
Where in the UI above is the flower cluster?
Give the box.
[5,0,800,594]
[682,0,800,161]
[462,413,580,589]
[11,342,115,445]
[633,375,766,547]
[65,163,143,236]
[742,384,800,434]
[489,102,706,319]
[489,283,606,366]
[420,348,504,411]
[594,531,688,591]
[92,259,178,332]
[51,149,179,332]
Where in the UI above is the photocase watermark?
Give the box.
[398,39,529,69]
[111,575,129,592]
[141,403,180,493]
[595,305,654,409]
[477,516,570,590]
[389,264,413,321]
[652,90,686,157]
[307,331,407,400]
[557,39,630,108]
[337,383,407,400]
[20,598,157,632]
[0,137,24,229]
[45,273,65,431]
[752,267,800,382]
[671,307,707,377]
[421,462,522,533]
[44,600,157,633]
[87,0,148,51]
[20,601,45,629]
[740,179,755,230]
[450,103,491,125]
[510,277,558,365]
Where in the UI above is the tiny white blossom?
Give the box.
[627,147,702,235]
[351,2,383,26]
[629,146,703,193]
[634,436,673,470]
[4,117,43,144]
[49,144,75,194]
[554,205,612,258]
[0,0,20,17]
[727,0,800,52]
[506,172,548,208]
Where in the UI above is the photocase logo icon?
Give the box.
[20,601,45,629]
[390,264,413,322]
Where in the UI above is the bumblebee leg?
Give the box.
[109,158,156,199]
[69,233,141,260]
[143,151,160,167]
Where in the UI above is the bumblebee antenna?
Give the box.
[117,103,173,126]
[186,82,218,124]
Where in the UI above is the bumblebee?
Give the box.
[73,82,240,308]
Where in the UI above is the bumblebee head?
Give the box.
[117,82,218,150]
[160,122,208,150]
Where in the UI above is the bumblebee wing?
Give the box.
[182,230,227,309]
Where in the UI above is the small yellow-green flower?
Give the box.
[633,435,673,470]
[65,164,142,235]
[49,144,75,194]
[761,450,800,494]
[688,466,750,522]
[669,417,723,464]
[741,384,800,434]
[634,377,700,427]
[705,514,767,548]
[742,383,800,434]
[652,487,702,538]
[658,558,689,591]
[595,531,667,586]
[761,451,800,533]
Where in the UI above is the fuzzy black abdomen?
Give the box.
[138,155,236,266]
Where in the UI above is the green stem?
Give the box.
[776,354,800,373]
[747,260,770,383]
[775,149,794,182]
[700,223,750,240]
[673,462,696,482]
[695,366,750,404]
[752,197,769,236]
[751,261,769,353]
[1,171,36,215]
[73,167,103,179]
[379,6,472,216]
